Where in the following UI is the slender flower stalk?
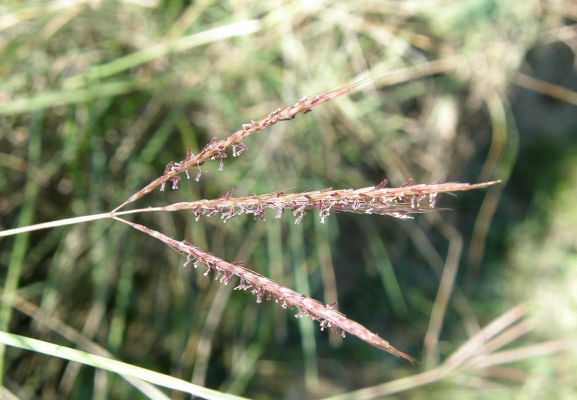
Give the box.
[114,216,416,362]
[153,180,501,223]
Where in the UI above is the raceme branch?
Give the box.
[115,216,417,362]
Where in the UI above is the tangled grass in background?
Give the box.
[1,0,577,398]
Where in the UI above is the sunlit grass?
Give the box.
[1,0,575,398]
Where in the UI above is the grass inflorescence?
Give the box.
[0,81,499,363]
[1,0,574,399]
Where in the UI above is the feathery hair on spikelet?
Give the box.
[142,180,501,223]
[110,179,500,362]
[113,79,368,211]
[114,216,416,362]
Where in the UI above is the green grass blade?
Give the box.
[0,81,143,116]
[0,110,42,387]
[290,222,319,391]
[0,331,249,400]
[363,220,408,317]
[63,20,262,90]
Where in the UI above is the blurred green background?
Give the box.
[1,0,577,398]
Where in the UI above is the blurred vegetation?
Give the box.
[1,0,576,399]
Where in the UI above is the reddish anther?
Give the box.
[375,179,388,190]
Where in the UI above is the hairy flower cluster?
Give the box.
[114,81,365,211]
[113,179,498,360]
[116,217,415,361]
[156,179,498,224]
[105,77,502,362]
